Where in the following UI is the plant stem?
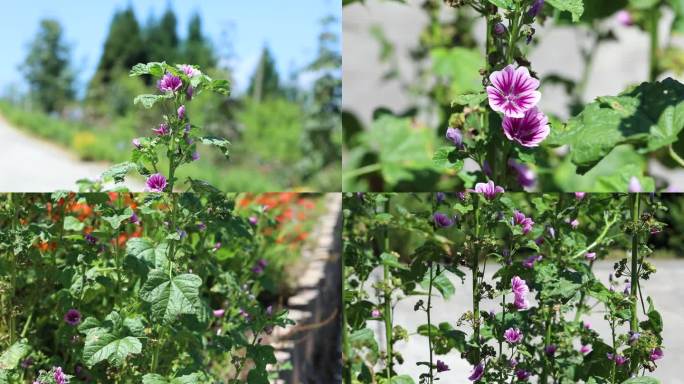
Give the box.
[472,197,481,363]
[427,262,434,384]
[342,227,352,384]
[629,193,640,376]
[610,315,617,384]
[8,194,17,346]
[342,163,382,181]
[540,314,553,384]
[383,200,393,380]
[648,8,659,82]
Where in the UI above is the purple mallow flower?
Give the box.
[130,212,140,224]
[64,309,81,326]
[504,327,523,344]
[371,308,381,318]
[585,252,596,261]
[513,211,534,234]
[508,159,535,188]
[191,151,200,161]
[570,219,579,229]
[493,22,506,36]
[158,73,182,93]
[153,123,170,136]
[487,65,541,118]
[252,258,268,274]
[629,176,642,193]
[502,107,550,147]
[545,344,557,356]
[180,64,200,77]
[84,233,98,245]
[214,242,222,250]
[528,0,545,17]
[132,138,141,149]
[53,366,68,384]
[516,370,531,381]
[446,127,464,148]
[436,360,450,373]
[474,180,504,200]
[580,344,593,355]
[249,216,258,226]
[650,347,664,361]
[628,331,640,344]
[435,192,446,204]
[575,192,586,200]
[433,212,454,228]
[177,105,186,120]
[617,10,633,26]
[212,309,225,318]
[468,362,485,381]
[607,353,628,366]
[146,173,167,192]
[523,254,542,269]
[511,276,530,310]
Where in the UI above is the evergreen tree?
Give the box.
[145,7,180,63]
[246,46,282,102]
[183,13,216,69]
[21,19,75,113]
[91,6,146,85]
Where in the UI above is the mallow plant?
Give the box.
[101,62,230,192]
[433,0,684,192]
[0,192,292,383]
[343,191,666,383]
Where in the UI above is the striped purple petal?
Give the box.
[502,107,549,147]
[487,65,541,118]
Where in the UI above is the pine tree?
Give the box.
[91,6,146,85]
[21,19,75,113]
[246,46,282,102]
[145,7,180,63]
[183,13,216,69]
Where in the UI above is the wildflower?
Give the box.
[212,309,225,318]
[132,138,141,149]
[446,127,464,148]
[249,216,258,226]
[617,10,633,26]
[508,159,536,188]
[522,254,542,269]
[130,212,140,224]
[152,123,170,136]
[64,309,81,326]
[186,86,194,100]
[513,211,534,234]
[580,344,593,355]
[468,362,485,381]
[266,305,273,316]
[197,222,206,231]
[528,0,545,17]
[545,344,557,356]
[511,276,530,310]
[158,73,182,93]
[177,104,186,120]
[493,22,506,36]
[628,331,640,344]
[433,212,454,228]
[457,192,468,201]
[146,173,167,192]
[504,327,523,344]
[575,192,586,200]
[650,347,664,361]
[628,176,642,193]
[177,229,187,239]
[84,233,98,245]
[191,151,200,161]
[371,309,381,318]
[53,367,68,384]
[585,252,596,261]
[180,64,200,77]
[214,242,222,250]
[502,107,550,147]
[20,357,33,369]
[607,353,629,366]
[583,321,591,329]
[436,360,450,373]
[509,358,518,367]
[252,258,268,274]
[435,192,446,204]
[570,219,579,229]
[515,370,531,381]
[487,65,541,118]
[474,180,504,200]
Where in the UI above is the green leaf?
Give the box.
[63,216,85,231]
[126,238,169,270]
[200,136,231,159]
[431,47,483,96]
[621,377,660,384]
[0,340,30,370]
[628,0,659,9]
[102,208,134,230]
[101,162,137,183]
[451,92,487,108]
[142,374,169,384]
[433,147,464,171]
[546,0,584,21]
[209,79,231,95]
[130,62,165,77]
[134,94,169,109]
[390,375,416,384]
[82,330,141,367]
[486,0,514,9]
[550,78,684,171]
[139,270,202,324]
[380,252,409,270]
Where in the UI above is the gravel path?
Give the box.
[0,114,143,191]
[367,259,684,383]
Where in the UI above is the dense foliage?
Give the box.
[342,0,684,192]
[343,192,665,383]
[0,191,310,383]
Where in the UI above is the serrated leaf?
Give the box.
[126,238,169,270]
[433,147,464,171]
[621,377,660,384]
[101,162,137,183]
[64,216,85,231]
[487,0,514,9]
[134,94,169,109]
[130,62,165,77]
[209,79,231,95]
[0,340,30,370]
[200,136,231,159]
[82,331,141,367]
[451,92,487,107]
[380,252,409,270]
[139,270,202,324]
[546,0,584,22]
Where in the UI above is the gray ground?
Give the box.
[0,115,143,191]
[367,259,684,383]
[342,0,684,188]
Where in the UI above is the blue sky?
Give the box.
[1,0,340,95]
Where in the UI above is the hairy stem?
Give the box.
[427,262,434,384]
[383,200,393,380]
[472,197,481,363]
[629,193,640,376]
